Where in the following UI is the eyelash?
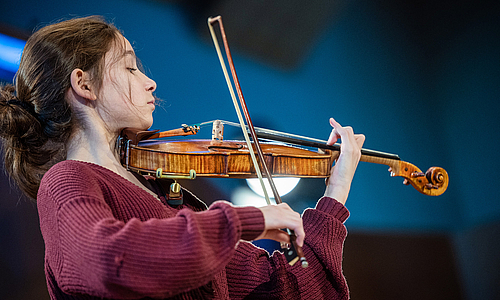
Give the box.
[127,68,138,73]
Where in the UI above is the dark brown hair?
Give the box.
[0,16,121,200]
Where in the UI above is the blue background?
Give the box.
[0,0,499,299]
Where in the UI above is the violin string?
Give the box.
[192,120,400,160]
[194,119,327,143]
[221,120,328,144]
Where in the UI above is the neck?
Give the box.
[66,123,121,173]
[66,123,160,199]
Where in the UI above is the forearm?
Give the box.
[42,197,264,299]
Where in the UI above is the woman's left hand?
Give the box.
[324,117,365,205]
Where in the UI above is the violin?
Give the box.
[118,121,448,197]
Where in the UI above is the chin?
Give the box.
[125,114,154,131]
[142,118,154,130]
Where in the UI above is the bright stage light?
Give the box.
[246,177,300,198]
[231,186,270,207]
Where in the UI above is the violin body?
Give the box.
[122,139,335,179]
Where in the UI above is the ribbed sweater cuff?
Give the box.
[234,206,265,241]
[315,196,350,223]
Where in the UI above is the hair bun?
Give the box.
[7,98,37,117]
[0,83,16,102]
[0,83,42,140]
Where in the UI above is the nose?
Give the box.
[145,75,157,92]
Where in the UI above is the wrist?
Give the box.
[234,206,265,241]
[323,183,349,205]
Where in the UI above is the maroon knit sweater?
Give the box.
[37,160,350,299]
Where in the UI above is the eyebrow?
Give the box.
[124,50,136,57]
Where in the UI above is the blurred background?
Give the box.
[0,0,499,299]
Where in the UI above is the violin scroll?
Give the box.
[391,161,449,196]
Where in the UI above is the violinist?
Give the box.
[0,16,365,299]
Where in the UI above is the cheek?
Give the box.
[102,77,132,103]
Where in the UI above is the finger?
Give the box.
[329,117,341,129]
[327,117,342,145]
[278,209,305,247]
[294,226,305,247]
[275,205,305,247]
[354,133,366,149]
[329,117,349,140]
[332,121,360,152]
[327,128,339,145]
[257,204,306,248]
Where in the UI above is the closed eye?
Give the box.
[127,68,138,73]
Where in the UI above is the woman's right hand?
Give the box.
[255,203,305,247]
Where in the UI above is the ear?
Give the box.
[70,69,97,101]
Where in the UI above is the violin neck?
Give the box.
[254,131,401,161]
[359,153,401,169]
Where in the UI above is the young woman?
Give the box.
[0,16,364,299]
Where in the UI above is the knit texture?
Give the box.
[37,160,350,299]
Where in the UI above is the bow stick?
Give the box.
[208,16,308,268]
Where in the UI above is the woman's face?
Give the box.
[97,34,157,132]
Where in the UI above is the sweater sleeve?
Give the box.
[225,196,350,300]
[37,163,265,299]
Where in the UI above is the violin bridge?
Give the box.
[212,120,224,141]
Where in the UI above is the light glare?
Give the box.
[246,177,300,198]
[231,186,270,207]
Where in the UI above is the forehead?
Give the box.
[106,34,136,63]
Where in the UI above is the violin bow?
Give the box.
[208,16,308,268]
